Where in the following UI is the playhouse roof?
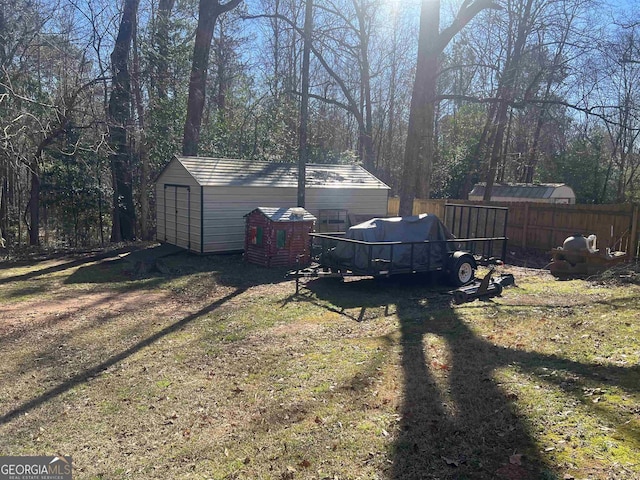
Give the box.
[171,156,390,189]
[247,207,317,222]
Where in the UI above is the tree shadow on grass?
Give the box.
[302,275,640,479]
[0,248,292,427]
[0,288,246,426]
[0,245,145,285]
[63,250,291,289]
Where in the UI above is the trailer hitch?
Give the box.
[451,268,515,304]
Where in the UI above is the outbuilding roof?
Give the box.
[173,156,390,189]
[247,207,317,222]
[469,183,570,199]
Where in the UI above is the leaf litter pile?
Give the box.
[0,249,638,479]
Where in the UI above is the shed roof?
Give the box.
[469,183,571,199]
[248,207,317,222]
[173,156,390,189]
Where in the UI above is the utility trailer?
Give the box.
[290,204,509,288]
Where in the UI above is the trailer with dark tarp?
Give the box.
[289,204,509,289]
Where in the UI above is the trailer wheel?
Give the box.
[450,257,475,287]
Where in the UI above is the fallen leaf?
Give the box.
[432,361,450,371]
[509,453,523,465]
[224,448,229,457]
[298,459,311,469]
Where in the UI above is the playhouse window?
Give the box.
[276,229,287,248]
[249,226,264,246]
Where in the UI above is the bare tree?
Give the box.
[481,0,534,201]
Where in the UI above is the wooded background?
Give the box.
[1,0,639,249]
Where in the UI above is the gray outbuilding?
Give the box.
[468,183,576,204]
[155,156,390,253]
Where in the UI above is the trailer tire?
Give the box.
[449,256,475,287]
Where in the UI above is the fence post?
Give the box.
[522,203,529,250]
[548,206,556,249]
[631,203,639,260]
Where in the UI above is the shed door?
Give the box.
[164,184,191,249]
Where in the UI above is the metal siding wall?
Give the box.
[200,186,389,253]
[305,188,388,220]
[202,186,297,252]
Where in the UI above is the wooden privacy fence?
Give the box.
[388,197,640,259]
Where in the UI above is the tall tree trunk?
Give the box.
[0,176,6,248]
[524,14,573,184]
[400,0,499,215]
[154,0,176,100]
[354,0,375,172]
[399,0,439,215]
[132,14,150,240]
[27,158,40,246]
[108,0,140,242]
[215,24,230,123]
[298,0,313,208]
[182,0,243,157]
[386,28,398,175]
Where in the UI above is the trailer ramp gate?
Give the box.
[444,204,509,263]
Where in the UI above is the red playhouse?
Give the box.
[244,207,316,267]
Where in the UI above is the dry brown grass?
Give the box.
[0,249,638,479]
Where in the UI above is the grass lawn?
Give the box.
[0,245,638,479]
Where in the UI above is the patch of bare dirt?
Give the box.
[505,246,552,269]
[0,290,178,340]
[499,264,554,280]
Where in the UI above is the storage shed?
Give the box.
[468,183,575,204]
[244,207,316,267]
[155,156,390,253]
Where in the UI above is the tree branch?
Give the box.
[243,12,363,124]
[438,0,502,53]
[436,93,640,129]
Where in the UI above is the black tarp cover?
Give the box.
[327,214,455,272]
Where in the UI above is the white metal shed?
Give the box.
[468,183,576,204]
[155,156,390,253]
